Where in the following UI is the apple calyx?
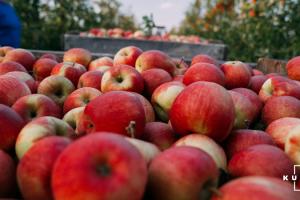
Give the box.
[126,121,136,138]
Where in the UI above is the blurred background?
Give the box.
[9,0,300,62]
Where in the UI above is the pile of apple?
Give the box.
[1,45,300,200]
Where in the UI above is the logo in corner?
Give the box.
[282,165,300,191]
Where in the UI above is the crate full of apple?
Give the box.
[0,46,300,199]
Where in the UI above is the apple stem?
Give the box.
[126,121,136,138]
[209,187,222,197]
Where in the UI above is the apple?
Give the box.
[5,71,37,93]
[0,61,27,75]
[221,61,252,89]
[147,146,218,200]
[266,73,281,78]
[211,176,297,200]
[51,62,87,86]
[173,58,188,75]
[52,132,147,200]
[134,92,155,123]
[252,69,264,75]
[285,125,300,165]
[113,46,142,67]
[249,75,268,94]
[173,75,183,82]
[224,129,275,158]
[17,136,71,200]
[39,53,59,62]
[0,150,16,198]
[266,117,300,149]
[37,75,75,106]
[183,62,225,86]
[101,65,144,93]
[151,81,185,122]
[63,107,85,135]
[77,91,145,138]
[286,56,300,81]
[0,46,14,57]
[12,94,62,123]
[142,122,176,150]
[3,48,36,71]
[88,57,113,71]
[141,68,172,96]
[15,116,75,159]
[33,58,58,81]
[0,75,31,106]
[63,87,102,114]
[77,70,103,90]
[174,134,227,171]
[63,48,92,67]
[262,96,300,125]
[135,50,176,76]
[170,81,235,142]
[228,144,294,178]
[190,54,218,66]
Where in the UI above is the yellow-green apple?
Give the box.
[266,117,300,149]
[151,81,185,122]
[259,76,300,102]
[3,48,36,71]
[252,69,264,75]
[77,91,145,138]
[221,61,251,89]
[51,62,87,86]
[142,122,176,150]
[40,53,59,62]
[285,125,300,164]
[33,58,58,81]
[77,71,103,90]
[249,75,268,93]
[63,107,85,135]
[183,63,225,86]
[141,68,172,96]
[146,146,218,200]
[0,104,25,151]
[0,61,27,75]
[88,57,113,71]
[224,129,275,158]
[228,144,293,178]
[174,134,227,171]
[37,75,75,106]
[5,71,38,93]
[63,48,92,67]
[63,87,101,114]
[101,65,144,93]
[135,50,176,75]
[191,54,218,66]
[125,137,160,165]
[0,150,16,198]
[134,93,155,123]
[0,75,31,106]
[0,46,14,56]
[170,81,235,142]
[113,46,142,67]
[173,58,188,75]
[12,94,62,123]
[211,176,297,200]
[262,96,300,125]
[52,132,147,200]
[17,136,71,200]
[286,56,300,81]
[15,116,75,159]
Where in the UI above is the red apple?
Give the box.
[12,94,62,123]
[52,132,147,200]
[39,53,59,62]
[191,54,218,66]
[228,144,294,178]
[88,57,113,71]
[134,92,155,123]
[77,91,145,138]
[77,70,103,90]
[142,122,176,150]
[170,81,235,142]
[173,58,188,75]
[5,71,38,93]
[17,136,71,200]
[285,125,300,165]
[63,107,85,135]
[37,75,75,106]
[101,65,144,93]
[147,146,218,200]
[225,129,275,158]
[266,117,300,149]
[0,61,27,75]
[3,48,36,71]
[249,75,268,94]
[252,68,264,75]
[183,63,225,86]
[113,46,142,67]
[0,150,16,198]
[63,87,101,114]
[135,50,176,75]
[63,48,92,67]
[33,58,58,81]
[286,56,300,81]
[173,75,183,82]
[262,96,300,125]
[211,176,297,200]
[0,46,14,57]
[141,68,172,96]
